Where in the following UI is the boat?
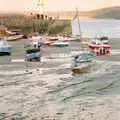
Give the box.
[24,41,42,62]
[27,34,46,47]
[5,29,23,41]
[50,41,69,47]
[28,35,43,41]
[25,47,41,62]
[44,36,58,46]
[5,34,23,41]
[71,52,96,73]
[32,40,44,48]
[57,36,79,42]
[0,39,12,56]
[71,8,96,74]
[88,36,111,56]
[0,26,23,41]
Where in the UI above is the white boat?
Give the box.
[28,35,43,41]
[50,41,69,47]
[0,39,12,56]
[27,35,46,47]
[5,34,23,41]
[57,36,79,42]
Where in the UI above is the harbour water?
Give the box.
[80,19,120,38]
[0,20,120,119]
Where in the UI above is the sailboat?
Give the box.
[71,8,96,74]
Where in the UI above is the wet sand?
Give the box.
[0,39,120,119]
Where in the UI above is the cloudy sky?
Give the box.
[0,0,120,12]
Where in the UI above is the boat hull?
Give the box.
[51,42,69,47]
[88,44,111,56]
[6,35,23,41]
[71,52,96,74]
[72,67,91,74]
[0,47,12,56]
[51,44,69,47]
[71,62,94,74]
[0,52,11,56]
[25,48,41,62]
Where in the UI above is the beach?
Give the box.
[0,37,120,119]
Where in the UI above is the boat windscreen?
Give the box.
[100,37,109,41]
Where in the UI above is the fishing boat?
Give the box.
[0,39,12,56]
[50,41,69,47]
[71,52,96,73]
[88,36,111,56]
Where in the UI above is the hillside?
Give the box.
[91,6,120,19]
[46,6,120,19]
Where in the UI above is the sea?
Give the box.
[0,19,120,120]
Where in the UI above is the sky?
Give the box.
[0,0,120,13]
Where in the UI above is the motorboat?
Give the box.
[0,39,12,56]
[88,37,111,56]
[25,47,41,62]
[71,52,96,73]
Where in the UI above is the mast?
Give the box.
[76,7,85,51]
[76,7,82,40]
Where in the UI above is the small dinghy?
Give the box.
[71,52,96,73]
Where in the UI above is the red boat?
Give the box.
[88,37,111,56]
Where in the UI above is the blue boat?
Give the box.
[25,48,41,62]
[0,40,12,56]
[71,52,96,73]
